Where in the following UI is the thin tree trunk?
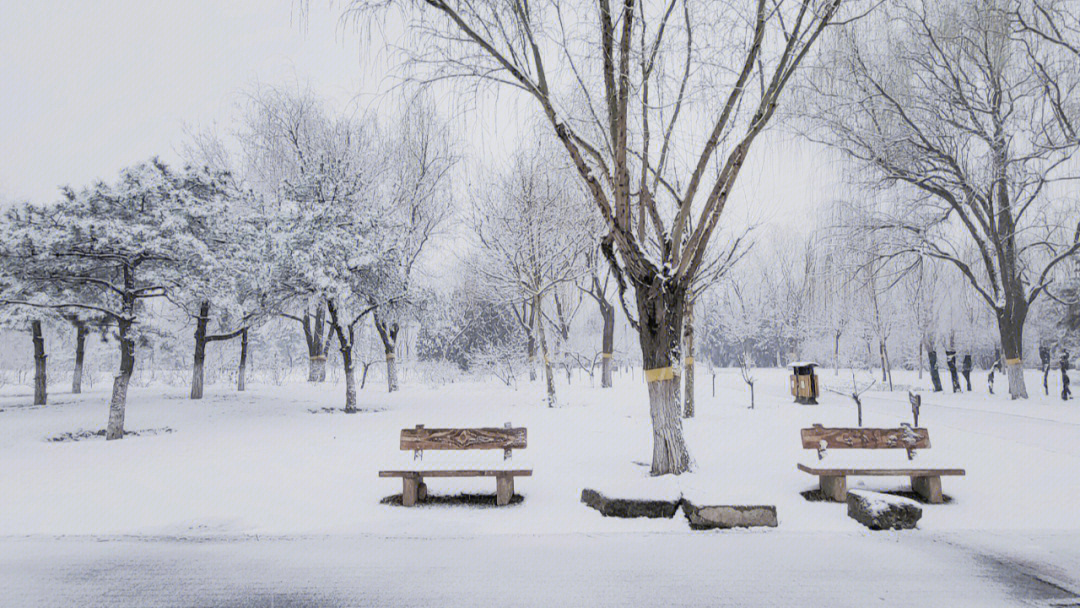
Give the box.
[928,346,943,392]
[106,319,135,440]
[386,351,398,392]
[683,293,696,418]
[72,323,87,394]
[635,280,691,476]
[600,298,614,388]
[527,331,537,381]
[374,312,400,393]
[834,329,841,376]
[535,296,557,407]
[360,362,372,389]
[305,305,329,383]
[918,341,924,380]
[32,320,46,405]
[326,300,357,413]
[237,328,248,392]
[190,301,209,400]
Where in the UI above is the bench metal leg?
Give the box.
[402,477,419,507]
[417,478,427,501]
[820,475,847,501]
[912,476,943,504]
[496,474,513,506]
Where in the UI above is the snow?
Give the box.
[1,366,1079,541]
[848,489,920,515]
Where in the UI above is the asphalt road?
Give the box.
[2,531,1078,607]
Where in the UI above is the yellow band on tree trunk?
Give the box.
[1005,358,1021,365]
[684,357,694,366]
[601,353,613,359]
[310,355,327,361]
[644,366,675,383]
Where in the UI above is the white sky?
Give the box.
[0,0,845,233]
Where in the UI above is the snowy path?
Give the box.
[2,532,1078,607]
[863,390,1080,459]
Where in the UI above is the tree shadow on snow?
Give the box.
[800,488,953,504]
[380,493,524,508]
[307,407,386,415]
[46,427,175,442]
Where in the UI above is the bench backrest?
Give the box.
[801,424,929,460]
[400,423,526,460]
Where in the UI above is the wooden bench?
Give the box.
[378,423,532,506]
[797,424,964,503]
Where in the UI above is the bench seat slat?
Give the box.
[797,463,965,476]
[379,469,533,478]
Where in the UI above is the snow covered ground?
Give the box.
[2,366,1079,604]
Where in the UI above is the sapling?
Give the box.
[827,371,875,427]
[739,350,755,409]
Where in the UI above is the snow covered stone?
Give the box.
[681,502,778,530]
[580,489,680,519]
[846,490,922,530]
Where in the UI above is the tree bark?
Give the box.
[31,320,46,405]
[72,323,87,394]
[635,279,691,476]
[997,304,1029,399]
[190,301,210,400]
[237,327,248,392]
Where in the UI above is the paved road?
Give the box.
[2,532,1077,607]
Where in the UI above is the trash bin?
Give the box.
[789,362,819,405]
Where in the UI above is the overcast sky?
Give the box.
[0,1,844,233]
[0,1,393,203]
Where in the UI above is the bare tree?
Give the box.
[340,0,850,473]
[469,145,592,407]
[802,0,1080,398]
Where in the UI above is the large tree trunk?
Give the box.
[190,301,210,400]
[32,320,46,405]
[997,303,1029,399]
[72,323,87,394]
[106,320,135,440]
[237,328,248,392]
[635,279,691,476]
[600,299,615,388]
[683,294,696,418]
